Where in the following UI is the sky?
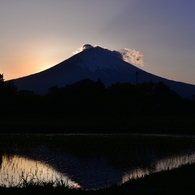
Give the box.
[1,0,195,85]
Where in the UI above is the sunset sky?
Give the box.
[1,0,195,85]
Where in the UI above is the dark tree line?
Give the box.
[0,73,195,119]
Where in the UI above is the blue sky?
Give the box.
[1,0,195,85]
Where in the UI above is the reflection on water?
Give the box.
[18,147,123,190]
[1,134,195,190]
[121,151,195,184]
[0,155,80,188]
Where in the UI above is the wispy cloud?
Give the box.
[120,48,144,67]
[73,44,144,67]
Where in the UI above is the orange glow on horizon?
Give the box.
[3,56,54,80]
[2,36,70,81]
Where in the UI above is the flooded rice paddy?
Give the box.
[1,134,195,190]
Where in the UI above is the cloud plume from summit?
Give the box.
[120,48,144,67]
[73,44,144,67]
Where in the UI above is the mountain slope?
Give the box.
[11,46,195,98]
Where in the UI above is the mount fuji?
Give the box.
[11,45,195,99]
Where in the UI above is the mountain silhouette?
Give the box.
[11,45,195,98]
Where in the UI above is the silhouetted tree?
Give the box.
[102,82,139,114]
[96,78,105,93]
[0,74,4,86]
[14,90,43,116]
[6,81,17,97]
[0,75,18,116]
[64,78,104,112]
[153,82,181,113]
[0,75,7,115]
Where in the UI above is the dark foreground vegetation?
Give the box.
[1,162,195,195]
[1,73,195,134]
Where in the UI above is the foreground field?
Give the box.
[1,162,195,195]
[0,134,195,195]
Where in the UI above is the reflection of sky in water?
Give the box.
[121,152,195,184]
[4,147,195,190]
[19,147,123,190]
[1,135,195,190]
[0,155,80,188]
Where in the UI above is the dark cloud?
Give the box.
[82,44,94,50]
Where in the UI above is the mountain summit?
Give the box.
[11,45,195,98]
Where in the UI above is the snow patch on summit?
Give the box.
[75,46,137,73]
[73,44,144,69]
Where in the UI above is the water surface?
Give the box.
[1,134,195,189]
